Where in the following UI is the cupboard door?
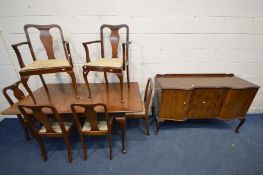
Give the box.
[187,88,227,118]
[219,88,258,119]
[159,90,192,121]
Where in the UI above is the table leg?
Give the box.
[115,117,127,154]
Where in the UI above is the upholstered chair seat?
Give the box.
[21,59,71,71]
[85,58,122,68]
[39,121,73,133]
[82,121,108,131]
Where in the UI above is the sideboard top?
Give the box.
[155,74,259,90]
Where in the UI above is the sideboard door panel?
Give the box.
[219,88,258,119]
[187,88,227,118]
[159,90,192,121]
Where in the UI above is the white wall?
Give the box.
[1,0,263,116]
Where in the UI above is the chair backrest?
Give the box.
[100,24,129,58]
[71,103,110,132]
[144,78,153,116]
[18,105,66,134]
[3,81,26,105]
[24,24,68,60]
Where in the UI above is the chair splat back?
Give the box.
[144,78,153,116]
[18,105,65,134]
[71,103,110,132]
[100,24,129,58]
[84,107,100,131]
[24,24,67,60]
[2,81,26,105]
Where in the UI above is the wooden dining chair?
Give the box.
[82,24,131,103]
[126,78,153,135]
[2,81,30,141]
[18,105,73,162]
[71,103,113,160]
[12,24,79,104]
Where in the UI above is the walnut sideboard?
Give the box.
[153,74,259,134]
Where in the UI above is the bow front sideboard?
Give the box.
[153,74,259,133]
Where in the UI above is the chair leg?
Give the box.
[39,74,51,101]
[67,70,80,99]
[20,75,36,104]
[235,118,246,133]
[126,65,130,88]
[155,119,160,135]
[145,116,150,136]
[104,72,109,84]
[115,117,126,154]
[83,71,91,98]
[79,134,87,160]
[107,134,113,160]
[116,73,124,103]
[17,115,30,141]
[63,134,73,162]
[30,131,47,161]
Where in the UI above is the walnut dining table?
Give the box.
[1,82,143,154]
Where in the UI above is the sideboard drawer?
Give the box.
[187,88,227,118]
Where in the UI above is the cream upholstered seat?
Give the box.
[85,58,123,68]
[82,121,108,131]
[39,121,73,133]
[21,59,71,71]
[126,101,146,116]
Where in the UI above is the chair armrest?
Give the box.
[122,41,132,69]
[11,42,30,68]
[63,41,73,66]
[82,40,102,62]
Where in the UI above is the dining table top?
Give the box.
[1,82,143,115]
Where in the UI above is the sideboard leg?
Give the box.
[235,118,246,133]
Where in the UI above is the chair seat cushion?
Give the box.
[85,58,123,68]
[21,59,71,71]
[126,101,146,116]
[39,121,73,133]
[82,121,108,131]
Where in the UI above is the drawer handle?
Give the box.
[183,102,187,105]
[202,101,206,104]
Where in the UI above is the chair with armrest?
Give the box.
[126,78,153,135]
[18,105,73,162]
[2,81,30,141]
[82,24,131,103]
[12,24,79,104]
[71,103,113,160]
